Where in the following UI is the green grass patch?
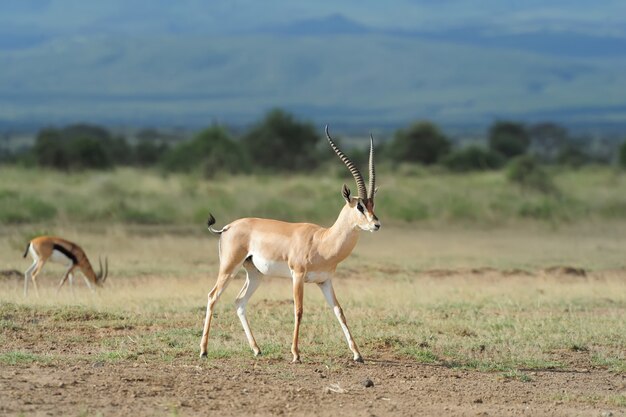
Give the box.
[0,351,51,365]
[1,165,625,226]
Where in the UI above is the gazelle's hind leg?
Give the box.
[200,246,247,358]
[235,258,263,356]
[29,260,45,297]
[200,272,237,357]
[24,259,38,296]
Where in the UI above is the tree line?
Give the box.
[3,108,626,176]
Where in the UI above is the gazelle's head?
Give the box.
[95,256,109,286]
[326,125,381,232]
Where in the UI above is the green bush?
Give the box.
[161,126,248,177]
[32,125,115,170]
[488,121,530,159]
[388,121,450,165]
[557,144,591,168]
[242,109,320,172]
[0,191,57,223]
[507,155,558,194]
[619,141,626,168]
[442,146,505,172]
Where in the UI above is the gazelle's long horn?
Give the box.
[325,125,367,200]
[98,256,103,279]
[103,257,108,282]
[368,133,376,199]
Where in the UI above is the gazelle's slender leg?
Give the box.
[24,260,38,296]
[200,272,236,357]
[290,270,305,363]
[30,261,45,297]
[56,264,74,294]
[81,271,95,292]
[236,261,263,356]
[318,279,363,363]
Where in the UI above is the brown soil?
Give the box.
[2,354,624,416]
[1,267,625,416]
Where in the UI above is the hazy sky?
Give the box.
[1,1,624,127]
[1,1,625,38]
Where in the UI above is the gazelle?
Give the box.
[23,236,108,296]
[200,125,380,363]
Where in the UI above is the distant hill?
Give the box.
[1,12,625,130]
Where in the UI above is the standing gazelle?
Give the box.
[23,236,108,296]
[200,125,380,363]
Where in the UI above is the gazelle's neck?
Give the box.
[320,204,360,262]
[80,259,98,284]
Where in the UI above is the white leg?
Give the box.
[81,273,95,292]
[24,260,37,296]
[235,263,263,356]
[318,279,363,362]
[200,272,236,357]
[291,270,305,363]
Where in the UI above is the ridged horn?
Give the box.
[325,125,367,200]
[368,133,376,199]
[97,256,108,284]
[97,257,103,281]
[103,257,108,282]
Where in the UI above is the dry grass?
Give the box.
[1,224,624,373]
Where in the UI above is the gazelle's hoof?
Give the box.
[354,356,364,363]
[291,357,301,364]
[200,352,208,358]
[254,350,262,357]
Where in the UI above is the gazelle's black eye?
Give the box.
[356,203,365,214]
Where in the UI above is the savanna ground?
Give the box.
[0,167,625,416]
[1,223,625,417]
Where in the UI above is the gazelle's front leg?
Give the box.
[56,264,75,294]
[290,270,305,363]
[318,279,363,363]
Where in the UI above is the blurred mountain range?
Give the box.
[1,1,625,130]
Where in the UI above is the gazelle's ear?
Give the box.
[373,186,379,196]
[341,184,351,203]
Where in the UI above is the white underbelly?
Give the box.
[250,255,332,283]
[50,249,73,265]
[251,255,291,278]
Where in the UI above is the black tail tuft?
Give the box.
[22,243,30,258]
[207,213,224,235]
[207,213,216,229]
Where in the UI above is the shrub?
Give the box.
[557,144,591,168]
[389,121,450,165]
[442,146,505,172]
[488,121,530,159]
[161,125,247,177]
[32,125,116,170]
[134,141,169,167]
[507,155,558,194]
[242,109,320,172]
[619,141,626,168]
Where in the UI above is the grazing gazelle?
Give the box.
[23,236,108,296]
[200,125,380,363]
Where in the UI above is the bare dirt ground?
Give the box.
[2,352,624,417]
[2,271,625,417]
[1,227,625,416]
